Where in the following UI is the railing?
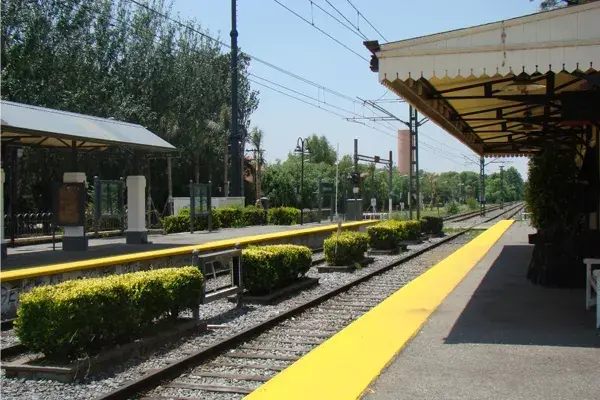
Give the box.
[4,211,127,240]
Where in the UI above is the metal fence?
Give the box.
[4,211,126,240]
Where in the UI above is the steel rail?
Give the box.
[96,202,524,400]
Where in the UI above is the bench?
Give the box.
[583,258,599,329]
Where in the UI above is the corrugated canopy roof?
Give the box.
[0,101,176,152]
[366,2,600,157]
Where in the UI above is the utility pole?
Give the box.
[499,165,505,209]
[352,100,428,220]
[335,143,339,220]
[464,156,505,217]
[388,150,393,220]
[353,138,393,220]
[229,0,241,197]
[353,138,359,205]
[408,105,421,220]
[480,156,486,216]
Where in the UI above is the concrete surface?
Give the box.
[3,222,329,270]
[363,221,600,400]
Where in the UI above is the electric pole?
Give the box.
[499,165,505,209]
[230,0,241,197]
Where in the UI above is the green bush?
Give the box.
[402,220,422,240]
[367,221,404,250]
[162,214,189,234]
[420,216,444,235]
[242,244,312,295]
[242,205,267,226]
[466,197,478,211]
[216,207,244,228]
[14,267,203,362]
[163,208,221,233]
[446,201,460,215]
[323,230,369,266]
[268,207,300,225]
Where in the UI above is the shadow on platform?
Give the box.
[2,242,184,271]
[445,244,600,348]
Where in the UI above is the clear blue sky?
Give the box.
[172,0,542,179]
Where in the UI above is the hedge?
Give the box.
[323,230,369,266]
[14,267,203,362]
[242,244,312,295]
[242,205,267,226]
[420,216,443,235]
[215,207,244,228]
[268,207,301,225]
[163,208,221,233]
[367,221,405,250]
[403,220,422,240]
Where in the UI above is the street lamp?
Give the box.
[294,137,310,225]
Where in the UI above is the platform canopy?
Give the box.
[0,100,176,152]
[365,2,600,157]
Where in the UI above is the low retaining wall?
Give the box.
[0,221,375,319]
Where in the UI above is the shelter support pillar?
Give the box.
[1,169,6,259]
[63,172,88,251]
[126,175,148,244]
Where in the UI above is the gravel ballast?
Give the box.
[1,208,513,400]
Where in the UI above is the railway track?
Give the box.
[91,202,524,400]
[442,203,512,222]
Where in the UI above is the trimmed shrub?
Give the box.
[242,205,267,226]
[420,216,444,236]
[163,208,221,233]
[268,207,300,225]
[402,220,422,240]
[323,230,369,266]
[367,221,404,250]
[216,207,244,228]
[14,267,203,362]
[242,244,312,295]
[163,214,188,234]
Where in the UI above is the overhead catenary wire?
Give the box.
[124,0,478,166]
[271,0,369,62]
[249,74,404,138]
[323,0,367,39]
[344,0,388,42]
[308,0,368,41]
[124,0,377,110]
[110,0,407,142]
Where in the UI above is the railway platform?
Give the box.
[2,221,332,271]
[246,221,600,400]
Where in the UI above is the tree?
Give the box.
[531,0,588,10]
[306,134,337,165]
[1,0,259,212]
[206,105,232,193]
[248,127,265,200]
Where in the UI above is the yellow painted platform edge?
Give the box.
[245,220,515,400]
[1,220,376,282]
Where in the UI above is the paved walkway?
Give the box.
[3,222,330,270]
[364,221,600,400]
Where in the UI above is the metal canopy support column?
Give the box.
[480,156,486,217]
